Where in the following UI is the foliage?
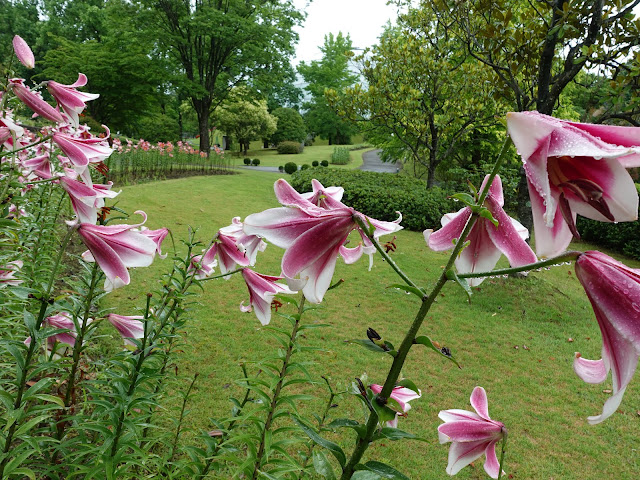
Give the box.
[330,6,499,188]
[143,0,303,153]
[300,163,310,170]
[284,161,298,174]
[331,146,351,165]
[320,160,329,167]
[290,168,456,230]
[298,32,358,145]
[269,107,307,145]
[251,158,260,166]
[277,141,303,154]
[213,89,277,156]
[312,160,319,167]
[244,158,251,165]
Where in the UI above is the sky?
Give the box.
[291,0,401,65]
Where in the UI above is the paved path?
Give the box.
[360,149,400,173]
[236,149,400,174]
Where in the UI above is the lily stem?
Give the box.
[457,251,582,279]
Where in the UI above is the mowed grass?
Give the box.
[104,169,640,479]
[228,144,367,169]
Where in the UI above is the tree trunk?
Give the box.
[194,98,211,157]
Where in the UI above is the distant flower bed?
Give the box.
[107,138,230,183]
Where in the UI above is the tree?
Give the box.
[269,107,306,146]
[330,8,499,187]
[142,0,303,155]
[431,0,640,227]
[298,32,358,145]
[213,89,277,156]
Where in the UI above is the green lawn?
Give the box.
[228,144,367,170]
[104,169,640,479]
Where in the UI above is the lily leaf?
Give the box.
[478,207,499,227]
[445,269,472,302]
[346,339,386,353]
[377,427,428,442]
[389,284,426,299]
[293,417,346,468]
[449,193,476,207]
[362,461,410,480]
[313,450,337,480]
[395,379,420,395]
[414,335,461,368]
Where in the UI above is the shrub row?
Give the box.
[243,158,261,166]
[331,147,351,165]
[290,168,455,231]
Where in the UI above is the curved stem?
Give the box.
[497,431,508,480]
[456,251,581,279]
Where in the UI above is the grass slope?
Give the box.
[104,169,640,479]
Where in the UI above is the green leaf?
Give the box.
[293,417,346,468]
[389,284,425,299]
[478,207,499,227]
[313,450,337,480]
[395,379,420,395]
[346,339,386,353]
[352,472,383,480]
[23,309,36,332]
[362,461,410,479]
[0,219,20,229]
[378,427,427,442]
[445,269,472,302]
[449,193,476,207]
[414,335,461,368]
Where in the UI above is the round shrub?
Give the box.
[243,158,251,165]
[278,165,284,172]
[301,164,310,170]
[252,158,260,166]
[284,162,298,174]
[320,160,329,167]
[277,141,302,154]
[312,160,319,167]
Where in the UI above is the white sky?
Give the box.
[292,0,400,65]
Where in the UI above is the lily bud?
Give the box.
[13,35,35,69]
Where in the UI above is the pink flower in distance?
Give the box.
[574,251,640,424]
[425,175,537,286]
[25,312,78,349]
[10,79,63,123]
[243,179,402,303]
[0,260,23,288]
[213,217,266,278]
[106,314,145,346]
[438,386,506,479]
[47,74,99,127]
[13,35,35,69]
[77,211,157,291]
[370,384,421,428]
[507,111,640,258]
[240,268,298,325]
[188,245,217,280]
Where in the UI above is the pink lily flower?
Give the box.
[573,250,640,424]
[47,74,99,127]
[53,127,113,173]
[507,111,640,258]
[425,175,537,286]
[211,218,267,279]
[438,386,506,479]
[139,227,170,259]
[77,211,157,291]
[0,260,23,287]
[25,312,77,349]
[240,268,298,325]
[301,179,345,207]
[22,153,52,179]
[370,384,421,428]
[12,35,35,69]
[106,314,145,346]
[243,179,402,303]
[60,176,119,225]
[0,114,25,151]
[9,79,64,123]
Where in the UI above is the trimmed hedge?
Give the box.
[277,141,303,154]
[251,158,260,166]
[290,168,455,231]
[320,160,329,167]
[284,162,298,174]
[243,158,251,165]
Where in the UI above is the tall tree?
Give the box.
[330,9,499,187]
[430,0,640,227]
[142,0,303,154]
[298,32,358,145]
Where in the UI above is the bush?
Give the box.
[301,164,310,170]
[312,160,319,167]
[278,165,284,172]
[243,158,251,165]
[277,141,303,154]
[290,169,456,231]
[331,147,351,165]
[304,137,314,146]
[284,162,298,174]
[252,158,260,166]
[320,160,329,167]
